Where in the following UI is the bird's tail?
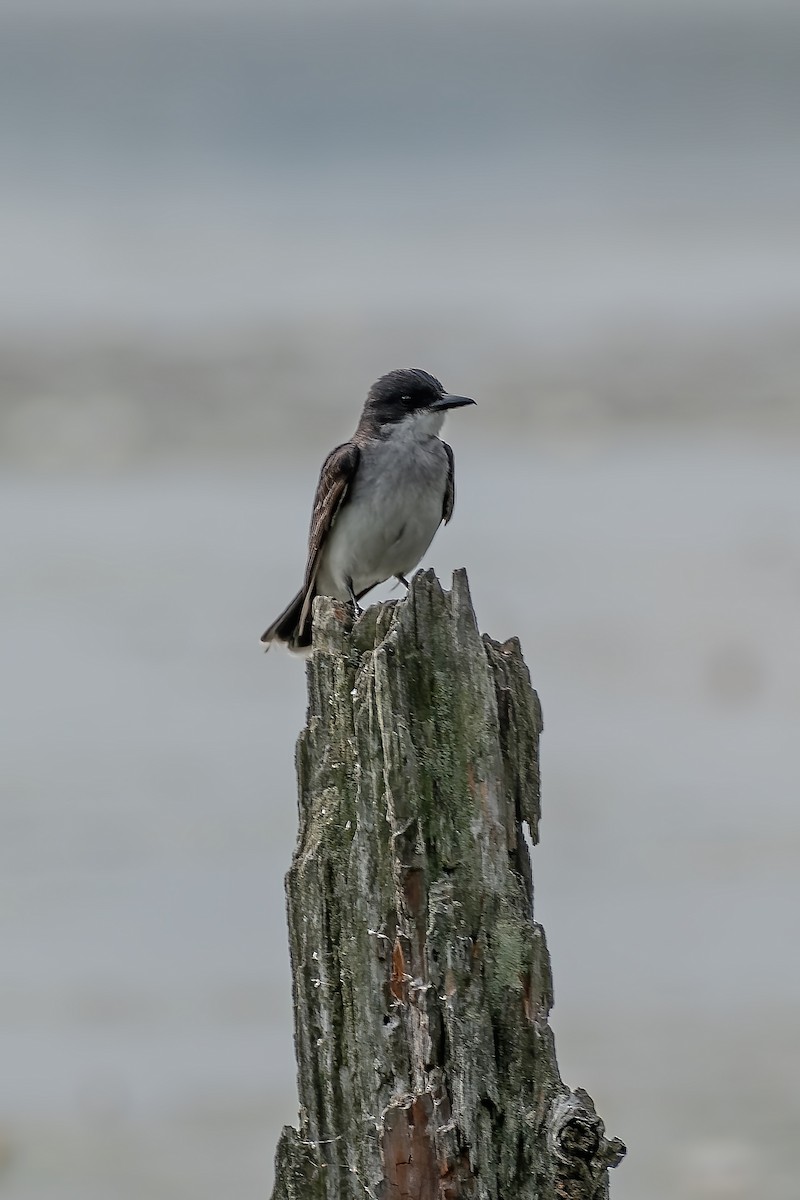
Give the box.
[260,587,314,653]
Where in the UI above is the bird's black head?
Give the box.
[362,368,475,430]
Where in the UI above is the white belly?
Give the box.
[315,429,449,598]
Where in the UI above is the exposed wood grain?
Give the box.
[271,569,624,1200]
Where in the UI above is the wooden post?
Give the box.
[271,569,625,1200]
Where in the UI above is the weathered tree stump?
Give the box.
[271,569,624,1200]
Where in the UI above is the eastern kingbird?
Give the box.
[260,367,475,653]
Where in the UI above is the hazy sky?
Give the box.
[2,0,797,334]
[2,0,797,15]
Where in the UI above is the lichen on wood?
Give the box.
[271,569,624,1200]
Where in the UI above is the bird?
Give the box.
[260,367,476,653]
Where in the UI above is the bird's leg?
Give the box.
[345,577,362,616]
[395,573,410,590]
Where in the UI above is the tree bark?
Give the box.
[271,569,625,1200]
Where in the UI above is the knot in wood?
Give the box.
[549,1088,626,1200]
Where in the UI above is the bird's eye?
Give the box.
[401,395,411,402]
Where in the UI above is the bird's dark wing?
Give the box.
[442,440,456,524]
[303,440,361,593]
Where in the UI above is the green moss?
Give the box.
[487,914,527,1005]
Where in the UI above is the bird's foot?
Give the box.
[395,573,410,590]
[346,579,362,617]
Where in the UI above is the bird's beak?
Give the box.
[430,393,477,411]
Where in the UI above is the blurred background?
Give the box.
[2,0,799,1197]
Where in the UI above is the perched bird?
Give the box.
[260,367,475,652]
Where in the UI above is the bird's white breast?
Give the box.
[316,416,450,598]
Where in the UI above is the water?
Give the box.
[2,429,799,1198]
